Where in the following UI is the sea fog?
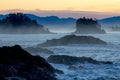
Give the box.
[0,33,120,80]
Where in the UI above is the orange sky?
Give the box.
[0,0,120,12]
[0,0,120,18]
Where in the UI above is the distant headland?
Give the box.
[0,13,51,34]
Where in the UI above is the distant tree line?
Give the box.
[0,13,50,34]
[0,13,106,34]
[0,13,44,28]
[76,17,100,29]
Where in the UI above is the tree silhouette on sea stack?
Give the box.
[74,17,106,34]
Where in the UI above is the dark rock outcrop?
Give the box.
[37,35,106,47]
[47,55,112,65]
[0,45,57,80]
[24,47,54,54]
[74,17,106,34]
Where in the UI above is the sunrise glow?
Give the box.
[0,0,120,12]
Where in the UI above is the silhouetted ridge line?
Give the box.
[0,13,51,34]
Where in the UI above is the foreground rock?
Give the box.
[24,46,54,54]
[0,45,59,80]
[37,35,106,47]
[47,55,112,65]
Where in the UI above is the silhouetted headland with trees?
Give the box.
[0,13,51,34]
[74,17,106,34]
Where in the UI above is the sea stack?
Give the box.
[74,17,106,34]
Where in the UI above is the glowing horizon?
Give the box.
[0,0,120,19]
[0,0,120,12]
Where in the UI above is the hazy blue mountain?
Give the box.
[98,16,120,27]
[25,14,76,33]
[0,14,76,33]
[0,14,76,25]
[1,13,120,32]
[1,14,120,28]
[0,15,5,20]
[25,14,120,30]
[26,14,76,26]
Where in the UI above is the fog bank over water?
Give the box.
[0,26,50,34]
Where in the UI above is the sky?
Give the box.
[0,0,120,19]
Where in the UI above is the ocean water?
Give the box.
[0,33,120,80]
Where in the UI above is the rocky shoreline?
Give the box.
[0,45,62,80]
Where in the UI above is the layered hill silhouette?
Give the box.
[0,13,50,34]
[0,13,76,33]
[21,15,120,33]
[98,16,120,31]
[74,17,106,34]
[98,16,120,27]
[0,13,120,33]
[0,14,120,28]
[26,14,76,26]
[26,14,76,32]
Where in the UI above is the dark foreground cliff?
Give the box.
[0,45,57,80]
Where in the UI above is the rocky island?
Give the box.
[47,55,112,65]
[37,35,106,47]
[74,17,106,34]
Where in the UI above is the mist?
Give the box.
[0,26,50,34]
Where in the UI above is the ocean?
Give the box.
[0,33,120,80]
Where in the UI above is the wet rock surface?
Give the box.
[47,55,112,65]
[37,35,106,47]
[0,45,57,80]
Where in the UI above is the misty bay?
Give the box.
[0,33,120,80]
